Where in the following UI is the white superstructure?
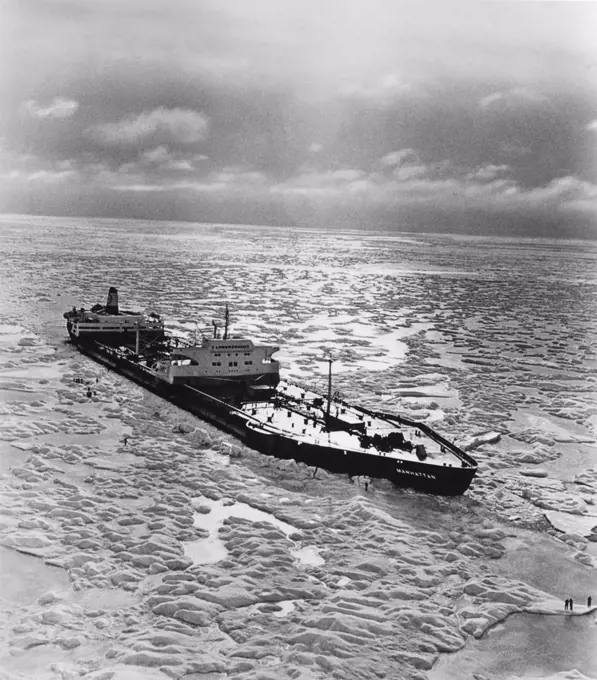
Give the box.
[154,337,280,387]
[64,287,165,345]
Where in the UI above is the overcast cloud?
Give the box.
[1,0,596,236]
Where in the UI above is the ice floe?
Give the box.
[544,510,597,538]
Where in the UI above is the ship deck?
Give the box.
[238,381,460,467]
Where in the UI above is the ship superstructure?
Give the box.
[63,287,165,346]
[155,337,280,387]
[153,306,280,388]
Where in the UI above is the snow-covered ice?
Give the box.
[0,217,595,680]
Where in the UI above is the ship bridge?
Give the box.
[157,337,280,387]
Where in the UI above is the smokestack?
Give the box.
[106,287,119,314]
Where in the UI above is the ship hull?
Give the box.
[72,341,476,496]
[242,424,476,496]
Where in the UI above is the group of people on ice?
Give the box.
[564,596,592,611]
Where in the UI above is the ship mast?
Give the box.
[326,357,333,422]
[223,304,230,340]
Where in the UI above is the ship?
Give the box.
[64,289,478,496]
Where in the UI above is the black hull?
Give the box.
[243,425,476,495]
[72,342,477,496]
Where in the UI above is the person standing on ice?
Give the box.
[570,598,574,611]
[588,596,592,608]
[564,599,569,611]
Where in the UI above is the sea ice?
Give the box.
[460,431,502,451]
[183,497,300,566]
[2,224,597,680]
[291,545,325,567]
[273,600,296,617]
[511,673,595,680]
[544,510,597,538]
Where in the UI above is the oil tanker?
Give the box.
[65,288,478,495]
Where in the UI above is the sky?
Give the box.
[1,0,596,237]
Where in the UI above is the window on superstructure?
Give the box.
[244,361,253,365]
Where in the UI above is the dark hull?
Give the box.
[244,425,476,495]
[72,341,477,496]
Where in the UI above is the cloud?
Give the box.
[25,169,77,183]
[269,157,597,217]
[272,169,370,197]
[50,147,594,218]
[87,108,209,146]
[380,149,420,168]
[479,87,549,111]
[524,175,597,206]
[98,146,211,182]
[587,120,597,131]
[339,74,412,103]
[465,164,511,182]
[137,146,197,171]
[2,121,595,235]
[111,166,268,194]
[22,97,79,119]
[142,146,172,164]
[381,155,454,183]
[0,155,77,185]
